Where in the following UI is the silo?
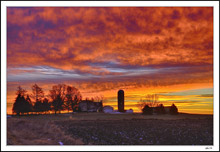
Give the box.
[118,90,124,112]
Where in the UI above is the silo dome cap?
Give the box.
[118,90,124,93]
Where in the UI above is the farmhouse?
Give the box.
[78,100,103,112]
[148,106,177,114]
[164,106,171,113]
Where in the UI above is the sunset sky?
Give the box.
[7,7,213,114]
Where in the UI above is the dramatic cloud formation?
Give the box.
[7,7,213,114]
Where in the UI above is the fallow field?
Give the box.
[7,113,213,145]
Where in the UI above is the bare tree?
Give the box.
[49,84,66,101]
[65,85,82,112]
[49,84,66,114]
[31,84,44,103]
[137,94,160,110]
[94,95,104,102]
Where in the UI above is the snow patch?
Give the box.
[126,109,133,113]
[58,141,63,145]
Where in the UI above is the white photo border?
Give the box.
[1,1,219,151]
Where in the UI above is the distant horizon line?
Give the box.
[6,111,213,116]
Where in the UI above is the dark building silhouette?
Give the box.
[78,100,103,112]
[118,90,124,112]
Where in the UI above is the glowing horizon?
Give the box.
[7,7,213,115]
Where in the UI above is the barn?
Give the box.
[78,100,103,112]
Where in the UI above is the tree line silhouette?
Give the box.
[12,84,82,115]
[12,84,178,115]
